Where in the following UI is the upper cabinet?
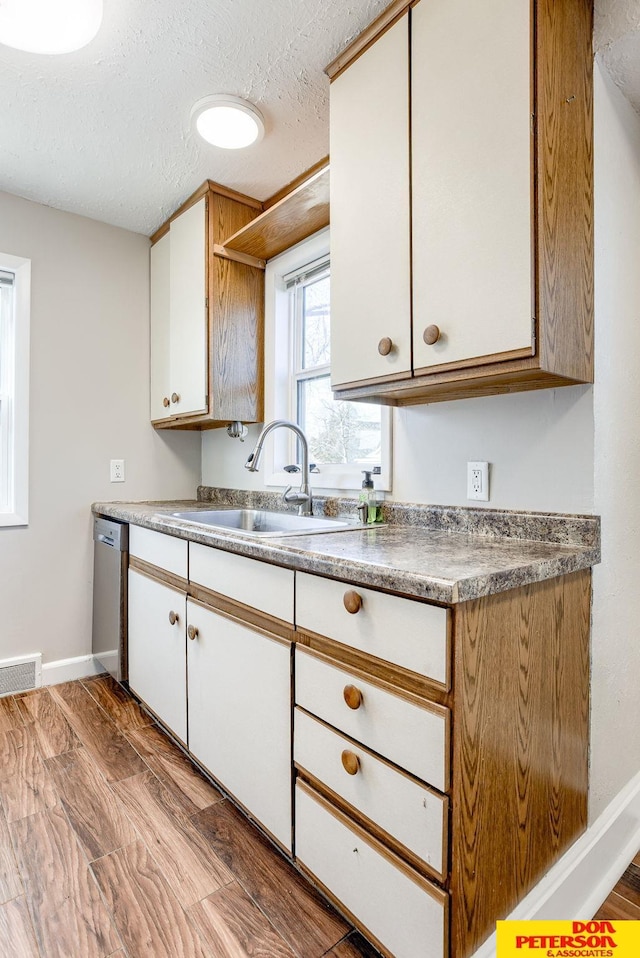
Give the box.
[327,0,594,405]
[150,182,265,429]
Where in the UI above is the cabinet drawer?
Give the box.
[295,708,447,879]
[129,525,188,580]
[296,572,450,688]
[189,542,294,624]
[296,783,447,958]
[296,649,449,792]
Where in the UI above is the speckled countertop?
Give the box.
[92,488,600,605]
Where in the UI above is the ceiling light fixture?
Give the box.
[191,95,265,150]
[0,0,103,54]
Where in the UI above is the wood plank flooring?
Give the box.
[0,676,371,958]
[595,853,640,921]
[1,673,634,958]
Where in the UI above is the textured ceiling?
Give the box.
[595,0,640,113]
[4,0,639,238]
[0,0,389,235]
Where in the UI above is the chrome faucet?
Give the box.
[245,420,313,516]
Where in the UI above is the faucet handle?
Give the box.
[283,486,311,506]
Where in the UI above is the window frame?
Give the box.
[0,252,31,527]
[263,231,392,492]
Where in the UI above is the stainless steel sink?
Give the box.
[164,508,361,537]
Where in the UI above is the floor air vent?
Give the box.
[0,654,42,696]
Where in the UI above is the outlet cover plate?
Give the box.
[110,459,125,483]
[467,461,489,501]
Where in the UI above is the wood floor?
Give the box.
[0,676,637,958]
[595,851,640,921]
[0,676,378,958]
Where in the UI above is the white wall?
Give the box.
[590,62,640,819]
[0,191,201,666]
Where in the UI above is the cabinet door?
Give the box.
[187,601,292,851]
[128,569,187,743]
[169,197,208,416]
[411,0,533,372]
[150,232,171,421]
[330,14,411,388]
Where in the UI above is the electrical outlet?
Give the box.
[467,461,489,501]
[110,459,125,483]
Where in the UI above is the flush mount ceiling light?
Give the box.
[0,0,103,54]
[191,95,265,150]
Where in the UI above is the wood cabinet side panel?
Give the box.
[536,0,594,381]
[450,570,591,958]
[210,193,264,423]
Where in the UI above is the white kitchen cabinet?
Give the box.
[329,12,411,389]
[411,0,533,373]
[150,197,207,420]
[149,182,265,430]
[327,0,593,405]
[187,600,292,851]
[128,567,187,743]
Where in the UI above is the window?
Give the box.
[0,253,30,527]
[264,233,391,491]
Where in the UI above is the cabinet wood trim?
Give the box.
[325,0,415,81]
[212,244,266,270]
[150,180,263,245]
[449,569,591,958]
[413,345,534,379]
[188,583,294,644]
[296,765,449,885]
[128,555,188,593]
[535,0,594,382]
[332,361,582,406]
[295,628,452,706]
[296,646,450,721]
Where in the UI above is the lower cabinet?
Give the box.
[296,782,447,958]
[186,599,292,851]
[128,568,187,743]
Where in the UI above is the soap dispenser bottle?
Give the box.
[367,467,385,523]
[358,471,373,523]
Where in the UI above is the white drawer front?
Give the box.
[295,709,447,878]
[296,784,447,958]
[189,542,294,623]
[296,649,449,792]
[296,572,449,688]
[129,525,188,579]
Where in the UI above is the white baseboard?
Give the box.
[41,654,104,686]
[472,768,640,957]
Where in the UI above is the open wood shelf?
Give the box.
[217,160,329,267]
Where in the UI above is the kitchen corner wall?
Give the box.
[590,62,640,820]
[0,191,201,666]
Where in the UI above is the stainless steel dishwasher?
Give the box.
[92,516,129,683]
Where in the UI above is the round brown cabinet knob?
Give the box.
[423,325,441,346]
[341,750,360,776]
[168,610,179,626]
[187,625,199,641]
[163,396,170,408]
[343,684,363,710]
[171,392,180,404]
[378,337,393,357]
[343,590,362,615]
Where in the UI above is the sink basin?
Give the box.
[165,508,361,537]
